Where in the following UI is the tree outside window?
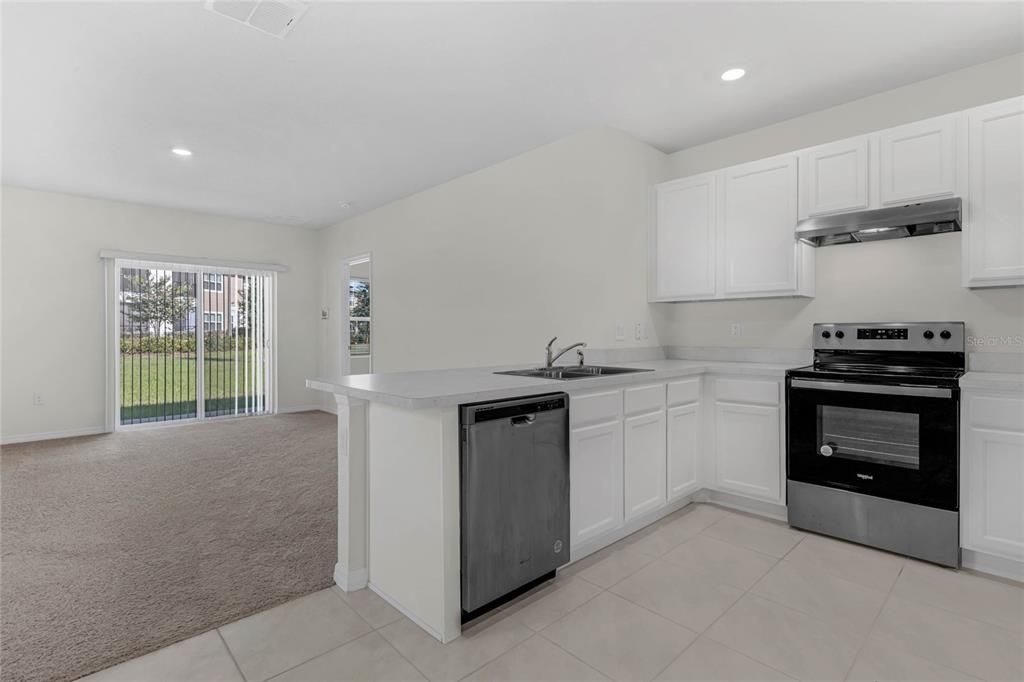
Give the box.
[350,278,370,355]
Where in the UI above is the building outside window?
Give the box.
[203,311,224,331]
[203,273,224,292]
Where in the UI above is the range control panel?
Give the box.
[813,322,965,352]
[857,328,908,340]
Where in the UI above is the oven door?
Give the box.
[786,377,958,510]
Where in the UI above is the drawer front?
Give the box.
[624,384,666,416]
[715,377,779,406]
[667,377,702,407]
[570,390,622,428]
[969,394,1024,432]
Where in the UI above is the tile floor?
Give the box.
[84,504,1024,682]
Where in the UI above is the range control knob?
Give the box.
[835,330,845,339]
[820,444,834,457]
[923,330,934,340]
[940,330,952,340]
[821,330,831,339]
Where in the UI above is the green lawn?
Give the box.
[120,350,266,422]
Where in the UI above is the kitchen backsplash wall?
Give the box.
[652,233,1024,352]
[653,52,1024,354]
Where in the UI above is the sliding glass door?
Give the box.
[118,260,274,425]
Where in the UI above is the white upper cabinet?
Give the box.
[799,137,870,218]
[650,173,717,301]
[964,96,1024,287]
[878,114,959,205]
[721,155,806,297]
[651,98,1024,297]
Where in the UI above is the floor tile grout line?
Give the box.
[694,524,800,562]
[465,632,609,682]
[858,564,1016,681]
[882,567,1024,637]
[376,630,433,682]
[840,561,907,681]
[215,628,248,681]
[648,539,798,682]
[241,588,378,682]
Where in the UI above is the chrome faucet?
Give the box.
[546,337,587,368]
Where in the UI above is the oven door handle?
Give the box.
[789,378,952,398]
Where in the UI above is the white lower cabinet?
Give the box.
[667,402,700,500]
[624,410,667,519]
[712,377,783,505]
[569,419,624,548]
[568,374,784,555]
[961,390,1024,564]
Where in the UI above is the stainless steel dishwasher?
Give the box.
[460,393,570,619]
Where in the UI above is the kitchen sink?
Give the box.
[495,365,654,381]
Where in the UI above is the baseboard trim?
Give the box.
[334,563,368,591]
[567,492,698,564]
[368,581,453,642]
[1,426,108,445]
[278,405,331,414]
[962,549,1024,583]
[695,488,789,522]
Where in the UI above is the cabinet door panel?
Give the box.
[879,115,958,204]
[624,411,667,519]
[722,156,800,296]
[963,427,1024,561]
[652,174,717,300]
[570,421,623,546]
[966,97,1024,287]
[667,403,700,501]
[715,401,781,503]
[801,137,870,217]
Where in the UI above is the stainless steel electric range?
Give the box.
[786,322,965,567]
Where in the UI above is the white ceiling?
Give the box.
[4,2,1022,228]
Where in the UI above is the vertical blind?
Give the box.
[117,259,275,425]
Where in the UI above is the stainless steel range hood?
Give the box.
[796,197,961,247]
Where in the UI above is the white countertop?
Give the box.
[307,359,799,409]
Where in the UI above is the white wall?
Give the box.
[654,53,1024,350]
[1,187,322,442]
[317,128,668,378]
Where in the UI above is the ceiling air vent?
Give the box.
[204,0,308,39]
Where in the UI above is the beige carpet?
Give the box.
[1,411,337,682]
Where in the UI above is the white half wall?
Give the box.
[1,187,322,442]
[317,128,669,379]
[654,53,1024,351]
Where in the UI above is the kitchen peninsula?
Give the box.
[308,355,800,643]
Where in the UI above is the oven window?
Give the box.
[818,405,920,470]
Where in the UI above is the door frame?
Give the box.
[104,256,279,431]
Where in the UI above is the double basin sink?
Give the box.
[496,365,654,381]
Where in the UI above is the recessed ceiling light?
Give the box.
[339,202,351,209]
[720,68,746,82]
[171,147,193,157]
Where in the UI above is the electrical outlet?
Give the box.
[730,323,742,337]
[32,392,45,406]
[614,324,625,342]
[634,322,643,341]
